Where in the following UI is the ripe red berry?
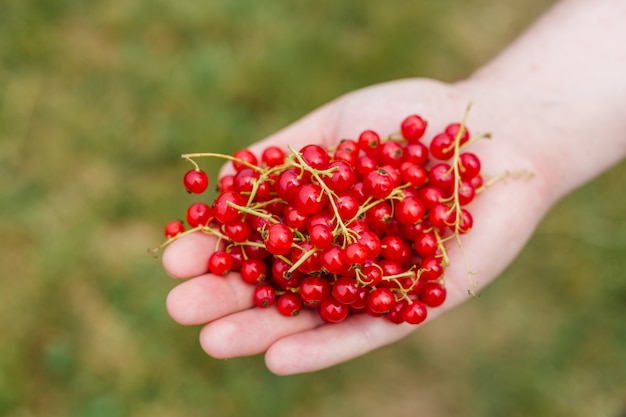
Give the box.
[253,284,276,308]
[445,122,470,145]
[458,152,481,180]
[232,149,258,171]
[276,292,303,316]
[308,223,334,249]
[363,169,395,199]
[414,231,438,257]
[164,220,185,238]
[367,287,396,315]
[240,258,268,284]
[320,245,346,275]
[300,144,330,170]
[208,250,233,276]
[429,132,455,160]
[261,146,285,167]
[324,160,357,193]
[377,141,404,166]
[394,197,425,226]
[213,191,246,223]
[186,202,213,227]
[332,276,360,304]
[403,300,428,324]
[183,169,209,194]
[420,281,447,307]
[400,114,427,142]
[264,223,294,256]
[318,296,349,323]
[357,129,381,153]
[299,276,331,307]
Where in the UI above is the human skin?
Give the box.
[161,0,626,375]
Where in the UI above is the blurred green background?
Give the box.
[2,0,625,416]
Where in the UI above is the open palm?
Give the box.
[162,78,552,375]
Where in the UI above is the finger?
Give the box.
[263,313,421,375]
[166,273,254,325]
[162,232,217,279]
[198,307,321,358]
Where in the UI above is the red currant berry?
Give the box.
[208,250,233,275]
[343,242,368,267]
[414,231,439,258]
[332,276,360,304]
[400,114,427,142]
[261,146,285,167]
[394,197,425,226]
[290,242,322,275]
[164,220,185,238]
[318,296,349,323]
[357,129,381,153]
[308,223,334,249]
[367,287,396,315]
[271,258,304,290]
[358,230,383,259]
[233,167,260,194]
[324,160,357,193]
[420,256,444,281]
[283,204,309,231]
[335,194,360,221]
[276,292,303,316]
[386,299,408,324]
[458,180,476,205]
[451,208,473,234]
[320,245,346,275]
[418,186,445,210]
[232,149,258,171]
[186,202,213,227]
[380,235,412,265]
[264,223,294,256]
[360,261,383,286]
[403,142,429,166]
[401,164,427,188]
[275,168,305,201]
[355,154,378,178]
[300,144,330,170]
[299,276,331,307]
[445,122,470,145]
[458,152,481,180]
[429,203,453,230]
[403,300,428,324]
[244,233,271,260]
[223,219,252,243]
[213,191,246,223]
[363,169,395,199]
[253,284,276,308]
[428,163,455,194]
[183,169,209,194]
[429,132,455,160]
[377,141,404,166]
[240,258,268,284]
[295,183,328,215]
[420,281,447,307]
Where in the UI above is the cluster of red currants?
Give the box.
[161,113,488,325]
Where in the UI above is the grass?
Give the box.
[1,0,625,416]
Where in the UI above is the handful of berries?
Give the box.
[158,112,493,325]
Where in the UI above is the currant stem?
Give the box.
[226,201,279,223]
[287,145,355,246]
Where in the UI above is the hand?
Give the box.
[161,78,553,375]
